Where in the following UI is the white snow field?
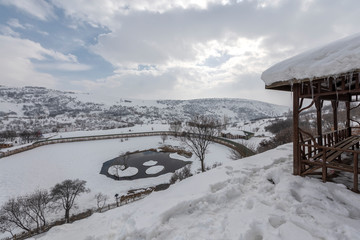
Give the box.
[22,143,360,240]
[0,136,229,212]
[261,32,360,85]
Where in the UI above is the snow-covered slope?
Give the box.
[32,144,360,240]
[262,32,360,85]
[0,86,288,133]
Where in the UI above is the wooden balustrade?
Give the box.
[1,131,254,159]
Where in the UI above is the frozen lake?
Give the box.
[100,151,192,180]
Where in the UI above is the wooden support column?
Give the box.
[331,100,339,143]
[315,97,323,146]
[322,150,327,182]
[346,100,351,137]
[353,153,358,193]
[293,84,301,175]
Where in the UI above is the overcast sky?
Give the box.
[0,0,359,106]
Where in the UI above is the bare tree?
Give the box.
[0,198,32,233]
[161,134,168,144]
[112,152,130,178]
[222,115,230,131]
[169,121,182,137]
[182,116,220,172]
[95,193,109,209]
[0,215,16,238]
[112,164,123,178]
[50,179,90,223]
[23,189,51,230]
[0,190,51,235]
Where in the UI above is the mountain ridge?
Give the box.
[0,86,289,133]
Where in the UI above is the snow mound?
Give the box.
[143,160,158,166]
[262,32,360,86]
[146,165,165,175]
[34,143,360,240]
[108,166,138,177]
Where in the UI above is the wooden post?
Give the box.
[315,97,323,146]
[331,100,338,143]
[293,84,300,175]
[346,101,351,137]
[322,150,327,182]
[353,153,358,192]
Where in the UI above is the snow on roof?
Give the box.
[223,129,246,136]
[261,33,360,87]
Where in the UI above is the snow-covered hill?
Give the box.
[0,86,288,133]
[30,143,360,240]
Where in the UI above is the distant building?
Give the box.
[221,130,254,140]
[0,142,13,149]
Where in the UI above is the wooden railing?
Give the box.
[299,128,349,160]
[0,131,255,159]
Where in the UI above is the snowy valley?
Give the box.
[0,86,360,240]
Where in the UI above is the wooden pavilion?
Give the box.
[262,34,360,192]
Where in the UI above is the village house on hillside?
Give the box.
[0,142,13,149]
[221,129,254,140]
[262,33,360,192]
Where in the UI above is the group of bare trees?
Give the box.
[0,130,42,144]
[0,179,89,238]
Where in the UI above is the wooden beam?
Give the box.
[300,89,360,99]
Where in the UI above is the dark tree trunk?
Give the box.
[65,209,70,223]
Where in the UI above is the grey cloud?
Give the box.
[92,0,360,68]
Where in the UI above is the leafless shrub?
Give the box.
[161,134,168,144]
[169,121,182,137]
[205,162,222,171]
[229,148,243,160]
[95,193,109,209]
[169,165,193,184]
[258,127,293,153]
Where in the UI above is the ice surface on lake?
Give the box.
[145,165,165,175]
[143,160,158,166]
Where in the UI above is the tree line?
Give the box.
[0,130,42,144]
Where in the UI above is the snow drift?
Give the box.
[32,144,360,240]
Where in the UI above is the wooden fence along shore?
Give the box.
[0,131,255,159]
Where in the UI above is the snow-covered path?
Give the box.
[32,144,360,240]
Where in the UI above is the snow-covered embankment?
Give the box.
[34,143,360,240]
